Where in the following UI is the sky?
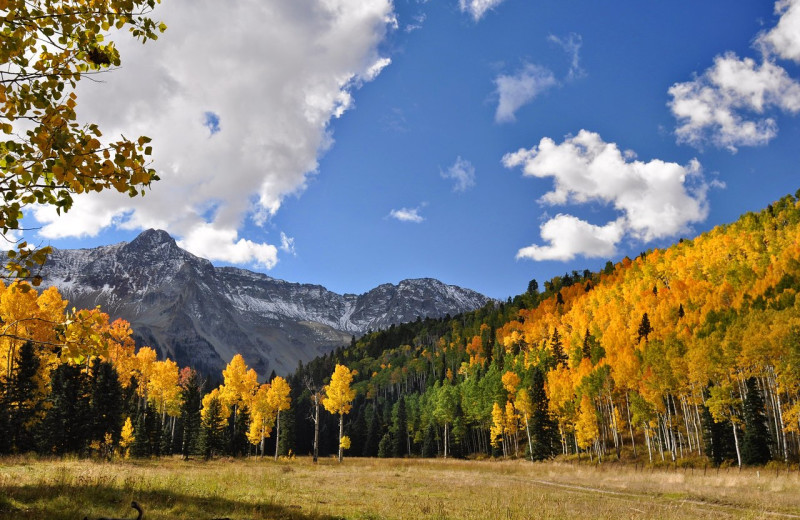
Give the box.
[27,0,800,300]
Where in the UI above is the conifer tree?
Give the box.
[4,341,40,453]
[741,378,772,465]
[179,370,202,459]
[363,402,381,457]
[637,313,652,343]
[529,368,558,460]
[40,363,90,455]
[88,359,124,450]
[200,390,229,459]
[377,432,392,458]
[550,328,567,368]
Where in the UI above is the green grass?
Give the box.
[1,455,799,519]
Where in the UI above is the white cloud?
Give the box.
[669,0,800,151]
[441,156,476,192]
[178,225,279,268]
[548,33,585,80]
[280,232,296,256]
[389,207,425,223]
[758,0,800,63]
[516,215,625,261]
[31,0,395,268]
[503,130,710,260]
[459,0,506,21]
[494,63,557,123]
[668,53,800,151]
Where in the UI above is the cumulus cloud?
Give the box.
[669,1,800,151]
[758,0,800,63]
[459,0,506,21]
[389,207,425,223]
[516,215,625,261]
[548,33,585,80]
[503,130,710,261]
[669,53,800,151]
[494,63,557,123]
[441,156,476,192]
[31,0,395,268]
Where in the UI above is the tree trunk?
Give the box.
[338,414,344,463]
[732,421,742,468]
[524,414,533,462]
[443,423,449,459]
[626,392,637,457]
[274,411,281,461]
[313,397,320,463]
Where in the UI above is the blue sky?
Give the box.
[31,0,800,300]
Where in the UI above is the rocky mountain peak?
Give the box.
[40,230,494,378]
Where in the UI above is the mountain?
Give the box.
[39,229,493,378]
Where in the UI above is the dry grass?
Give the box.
[1,455,799,519]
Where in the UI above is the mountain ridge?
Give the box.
[40,229,494,377]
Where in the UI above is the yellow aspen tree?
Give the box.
[322,364,356,462]
[505,400,520,458]
[266,376,292,460]
[515,389,535,461]
[247,384,276,457]
[134,346,157,403]
[501,371,521,400]
[575,394,599,461]
[120,417,135,459]
[490,401,506,457]
[106,319,138,388]
[147,359,181,419]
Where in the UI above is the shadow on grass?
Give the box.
[0,482,344,520]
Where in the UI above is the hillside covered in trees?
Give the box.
[2,192,800,467]
[285,192,800,466]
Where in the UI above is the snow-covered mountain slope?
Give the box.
[40,229,494,377]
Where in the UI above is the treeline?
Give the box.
[285,192,800,466]
[0,283,291,460]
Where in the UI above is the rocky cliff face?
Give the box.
[41,229,493,377]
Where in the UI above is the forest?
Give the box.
[2,192,800,468]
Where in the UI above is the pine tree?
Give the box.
[741,377,772,465]
[200,393,228,459]
[392,396,408,457]
[377,432,392,458]
[180,370,202,459]
[39,363,90,455]
[550,328,567,368]
[529,368,558,460]
[88,359,124,450]
[4,341,40,453]
[582,329,592,360]
[363,402,381,457]
[131,411,150,458]
[637,313,652,343]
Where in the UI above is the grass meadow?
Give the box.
[1,456,799,519]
